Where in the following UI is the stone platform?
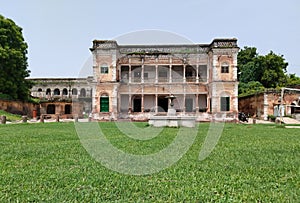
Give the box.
[148,115,196,127]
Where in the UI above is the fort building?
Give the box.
[29,38,240,121]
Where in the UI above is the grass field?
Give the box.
[0,110,22,122]
[0,122,299,202]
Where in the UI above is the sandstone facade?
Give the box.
[29,38,240,121]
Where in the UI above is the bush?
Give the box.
[267,114,276,122]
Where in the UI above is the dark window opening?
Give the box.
[38,88,43,92]
[80,88,86,97]
[62,88,68,95]
[158,97,168,112]
[47,104,55,114]
[221,97,230,111]
[72,88,78,95]
[133,98,141,112]
[54,88,60,96]
[221,65,229,73]
[46,88,51,95]
[101,66,108,74]
[65,104,72,114]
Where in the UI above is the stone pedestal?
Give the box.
[40,115,44,123]
[167,108,176,116]
[1,115,6,124]
[149,116,196,128]
[56,114,60,122]
[22,116,27,123]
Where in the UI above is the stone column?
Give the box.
[183,93,186,113]
[195,94,199,114]
[141,94,144,113]
[129,58,132,83]
[155,93,158,114]
[183,64,186,83]
[128,94,132,114]
[169,57,172,83]
[56,114,60,122]
[155,58,158,84]
[196,64,199,83]
[141,58,144,83]
[40,114,44,123]
[207,95,211,113]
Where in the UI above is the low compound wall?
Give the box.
[0,99,38,118]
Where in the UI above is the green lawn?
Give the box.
[0,110,22,122]
[0,122,299,202]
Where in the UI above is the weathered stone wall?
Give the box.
[238,93,265,118]
[0,99,38,117]
[239,90,300,119]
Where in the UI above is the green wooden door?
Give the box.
[100,97,109,112]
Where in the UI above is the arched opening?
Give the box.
[62,88,68,96]
[47,104,55,114]
[53,88,60,96]
[80,88,86,97]
[46,88,51,95]
[100,94,109,112]
[72,88,78,95]
[38,88,43,92]
[65,104,72,114]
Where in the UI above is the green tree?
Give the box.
[259,51,288,88]
[238,47,289,95]
[286,73,300,87]
[238,47,262,83]
[0,15,32,100]
[238,81,265,97]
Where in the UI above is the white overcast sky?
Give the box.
[1,0,299,78]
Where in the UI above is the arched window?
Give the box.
[72,88,78,95]
[221,62,229,73]
[80,88,86,97]
[46,88,51,95]
[38,88,43,92]
[62,88,68,95]
[54,88,60,96]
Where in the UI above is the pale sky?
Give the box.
[1,0,299,78]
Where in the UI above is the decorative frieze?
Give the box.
[119,46,208,55]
